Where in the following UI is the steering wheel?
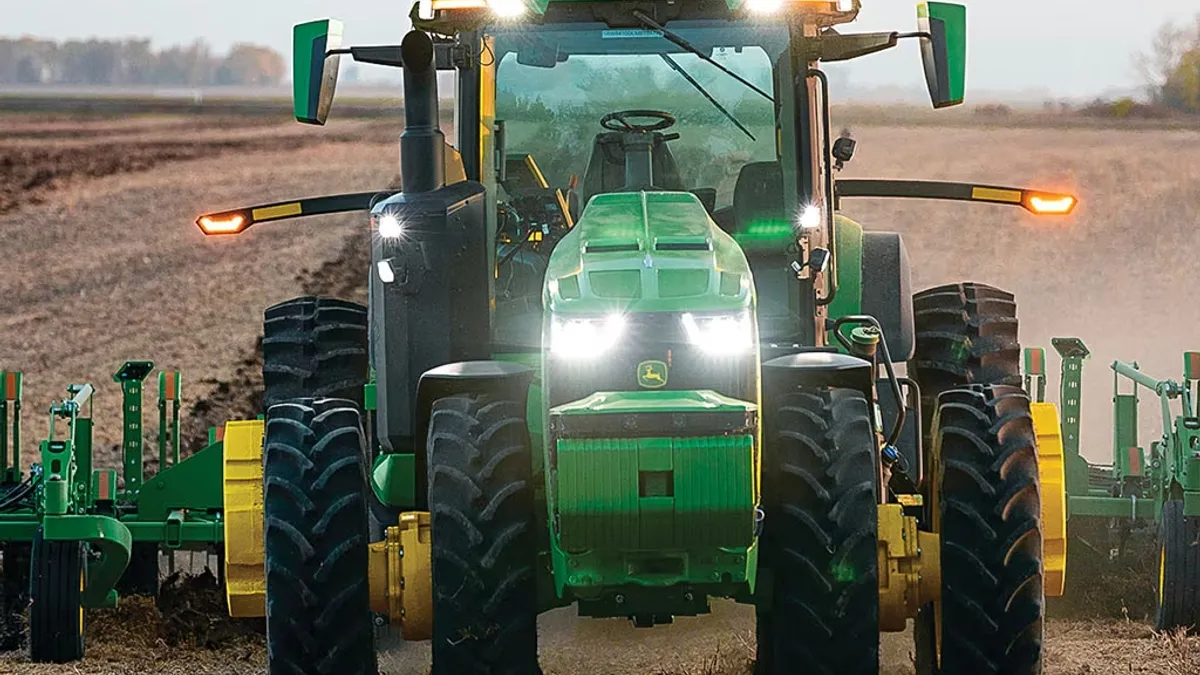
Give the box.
[600,110,676,133]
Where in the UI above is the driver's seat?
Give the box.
[580,131,686,205]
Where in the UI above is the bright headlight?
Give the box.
[681,312,754,355]
[550,314,626,358]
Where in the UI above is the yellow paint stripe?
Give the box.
[252,202,303,221]
[971,187,1023,204]
[525,155,549,189]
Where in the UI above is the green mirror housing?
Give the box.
[917,2,966,108]
[293,19,344,125]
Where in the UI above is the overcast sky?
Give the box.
[6,1,1198,98]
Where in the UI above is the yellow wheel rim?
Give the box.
[1159,545,1166,607]
[78,568,84,636]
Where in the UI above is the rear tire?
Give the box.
[262,297,369,410]
[262,296,397,540]
[1155,500,1200,631]
[0,542,30,651]
[911,282,1021,445]
[427,395,539,675]
[758,387,879,675]
[921,385,1044,674]
[28,528,85,664]
[262,398,377,675]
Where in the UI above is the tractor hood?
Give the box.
[543,191,754,315]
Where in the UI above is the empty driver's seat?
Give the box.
[731,161,785,234]
[580,132,686,205]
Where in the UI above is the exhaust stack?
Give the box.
[399,30,444,194]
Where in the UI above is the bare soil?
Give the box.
[1,112,1199,673]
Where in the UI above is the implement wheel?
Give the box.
[758,387,879,675]
[1155,500,1200,631]
[28,528,85,664]
[262,398,377,675]
[0,542,30,651]
[919,385,1044,674]
[427,395,539,675]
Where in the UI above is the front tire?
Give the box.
[923,385,1044,674]
[758,387,879,675]
[28,528,85,663]
[1155,500,1200,631]
[262,398,377,675]
[427,395,539,675]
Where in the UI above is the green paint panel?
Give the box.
[372,452,416,508]
[658,269,709,298]
[552,389,755,417]
[135,442,223,520]
[1068,496,1157,520]
[589,270,642,298]
[544,192,753,316]
[555,434,755,552]
[825,214,864,345]
[1114,394,1140,477]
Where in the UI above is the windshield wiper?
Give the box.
[659,54,756,141]
[632,10,775,104]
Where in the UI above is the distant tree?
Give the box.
[215,43,286,86]
[1136,15,1200,113]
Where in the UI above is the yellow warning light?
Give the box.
[1026,194,1077,216]
[197,213,249,235]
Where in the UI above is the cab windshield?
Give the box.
[492,21,787,209]
[488,21,791,350]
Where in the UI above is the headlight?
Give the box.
[681,311,754,355]
[550,314,626,358]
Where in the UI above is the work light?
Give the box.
[550,314,627,358]
[681,312,754,355]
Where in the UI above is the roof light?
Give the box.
[197,213,248,235]
[487,0,526,17]
[745,0,786,13]
[1026,194,1077,215]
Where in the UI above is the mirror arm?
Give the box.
[327,44,462,70]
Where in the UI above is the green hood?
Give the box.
[543,191,754,315]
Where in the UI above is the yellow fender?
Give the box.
[1030,402,1067,597]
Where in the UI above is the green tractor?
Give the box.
[198,1,1077,672]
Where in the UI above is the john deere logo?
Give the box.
[638,360,668,388]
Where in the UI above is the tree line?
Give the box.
[1138,15,1200,113]
[0,37,286,87]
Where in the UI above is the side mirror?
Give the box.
[293,19,344,125]
[917,2,966,108]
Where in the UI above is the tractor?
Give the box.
[196,1,1078,673]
